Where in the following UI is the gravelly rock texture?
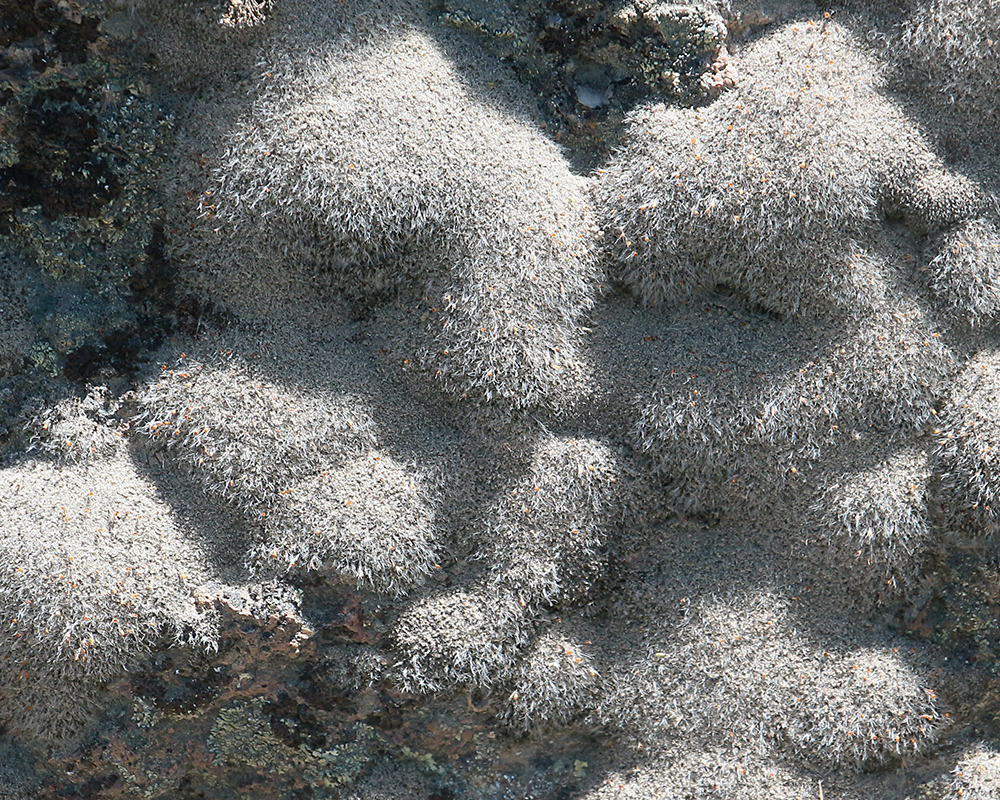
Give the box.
[3,0,1000,798]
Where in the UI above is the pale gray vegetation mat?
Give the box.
[2,0,1000,797]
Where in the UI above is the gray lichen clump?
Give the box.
[0,389,226,740]
[181,0,603,410]
[4,0,1000,797]
[900,0,1000,122]
[597,17,980,320]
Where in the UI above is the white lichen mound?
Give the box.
[934,349,1000,539]
[0,449,217,741]
[187,0,601,409]
[22,386,124,465]
[606,588,944,770]
[393,586,531,694]
[814,448,934,598]
[248,452,438,595]
[946,746,1000,799]
[580,749,813,800]
[926,218,1000,329]
[597,19,974,319]
[782,646,946,768]
[135,345,376,510]
[502,625,600,732]
[633,299,952,514]
[901,0,1000,122]
[391,437,620,701]
[135,337,438,595]
[486,436,621,606]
